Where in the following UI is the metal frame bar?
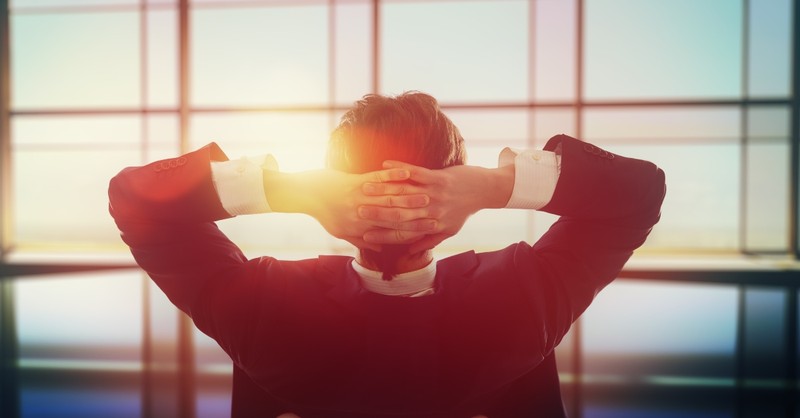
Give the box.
[138,2,154,418]
[0,0,9,256]
[7,97,796,117]
[735,3,751,416]
[177,2,196,418]
[735,284,747,418]
[571,1,585,416]
[739,0,751,255]
[328,0,336,106]
[0,0,19,417]
[10,3,172,14]
[371,0,380,94]
[0,282,19,418]
[791,0,800,263]
[786,1,800,416]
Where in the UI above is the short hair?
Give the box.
[327,92,466,279]
[327,91,466,173]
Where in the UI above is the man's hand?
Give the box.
[263,167,436,251]
[358,161,515,253]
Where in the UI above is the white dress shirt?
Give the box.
[209,147,561,297]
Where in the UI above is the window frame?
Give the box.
[1,1,799,417]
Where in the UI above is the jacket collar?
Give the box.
[317,251,480,310]
[434,250,479,299]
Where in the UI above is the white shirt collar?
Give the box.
[351,259,437,297]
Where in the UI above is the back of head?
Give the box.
[327,91,466,278]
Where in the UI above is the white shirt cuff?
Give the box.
[211,154,279,216]
[498,148,561,210]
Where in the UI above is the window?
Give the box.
[1,1,798,417]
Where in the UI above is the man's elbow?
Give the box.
[644,165,667,228]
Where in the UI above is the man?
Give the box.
[109,92,665,417]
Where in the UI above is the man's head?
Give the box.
[327,92,466,278]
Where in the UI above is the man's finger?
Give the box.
[380,194,428,208]
[361,193,429,209]
[383,160,435,184]
[362,182,424,196]
[369,168,410,183]
[358,206,430,222]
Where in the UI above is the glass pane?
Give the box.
[195,329,232,418]
[15,271,142,355]
[20,378,142,418]
[334,1,372,104]
[583,107,741,141]
[217,214,332,256]
[583,108,741,251]
[191,6,329,106]
[744,107,790,252]
[531,211,559,243]
[11,12,140,109]
[192,0,323,4]
[582,280,738,417]
[146,114,180,160]
[381,0,528,103]
[748,0,792,98]
[13,149,142,248]
[584,281,738,356]
[189,112,331,171]
[585,0,742,100]
[15,271,143,418]
[534,0,577,101]
[11,0,137,8]
[607,142,740,251]
[744,288,786,378]
[464,142,525,168]
[147,9,179,108]
[442,209,530,253]
[146,280,180,418]
[445,109,528,144]
[797,289,800,384]
[741,287,788,417]
[532,109,577,146]
[12,115,141,146]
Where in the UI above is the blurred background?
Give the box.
[0,0,797,417]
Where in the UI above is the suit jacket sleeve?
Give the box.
[516,134,666,355]
[108,143,270,366]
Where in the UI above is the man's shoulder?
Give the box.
[438,242,525,267]
[436,242,528,286]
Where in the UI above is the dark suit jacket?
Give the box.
[109,135,665,417]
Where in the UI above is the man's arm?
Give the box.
[525,135,664,353]
[358,134,666,353]
[108,143,431,358]
[358,134,663,255]
[109,144,429,315]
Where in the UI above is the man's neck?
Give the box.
[356,250,434,274]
